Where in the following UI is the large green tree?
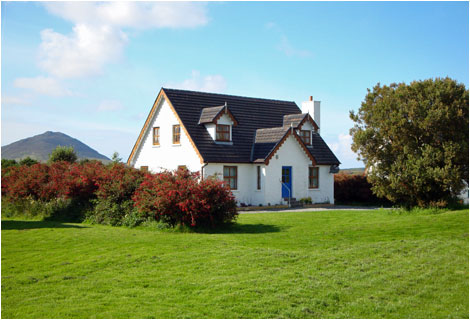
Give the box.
[350,77,468,207]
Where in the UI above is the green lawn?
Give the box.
[2,209,468,318]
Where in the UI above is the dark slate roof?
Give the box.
[163,88,301,163]
[252,127,289,162]
[198,105,225,124]
[162,88,340,165]
[308,133,340,165]
[283,114,307,128]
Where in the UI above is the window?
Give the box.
[177,165,187,171]
[223,166,237,190]
[309,167,319,189]
[173,125,181,144]
[153,127,160,145]
[216,124,230,141]
[140,166,149,172]
[300,130,311,145]
[257,166,261,190]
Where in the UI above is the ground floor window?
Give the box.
[223,166,237,190]
[140,166,149,172]
[309,166,319,189]
[257,166,261,190]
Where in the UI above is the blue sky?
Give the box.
[2,1,468,168]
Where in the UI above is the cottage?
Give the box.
[127,88,340,206]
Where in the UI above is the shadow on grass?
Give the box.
[1,220,88,230]
[194,223,289,234]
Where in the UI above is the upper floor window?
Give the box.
[223,166,237,190]
[300,130,311,145]
[153,127,160,145]
[309,167,319,189]
[173,125,181,144]
[216,124,230,141]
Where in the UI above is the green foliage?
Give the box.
[87,199,141,226]
[1,198,89,222]
[299,197,312,204]
[48,146,78,163]
[18,157,39,166]
[1,209,468,318]
[350,77,469,208]
[1,159,18,169]
[111,151,122,164]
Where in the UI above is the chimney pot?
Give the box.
[309,96,313,101]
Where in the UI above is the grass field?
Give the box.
[2,209,468,318]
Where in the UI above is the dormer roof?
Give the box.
[283,113,319,130]
[198,103,238,125]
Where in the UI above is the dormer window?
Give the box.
[199,103,238,144]
[216,124,230,141]
[300,130,311,145]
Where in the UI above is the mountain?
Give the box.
[1,131,110,162]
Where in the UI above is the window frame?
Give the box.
[309,166,319,189]
[256,166,261,190]
[223,166,238,190]
[216,124,231,142]
[172,125,181,144]
[300,130,311,145]
[140,166,149,172]
[153,127,160,145]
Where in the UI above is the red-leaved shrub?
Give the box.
[95,163,145,202]
[133,168,237,227]
[334,173,388,204]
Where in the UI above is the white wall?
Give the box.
[203,163,266,206]
[131,98,202,173]
[264,134,334,205]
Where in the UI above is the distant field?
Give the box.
[339,167,366,175]
[2,209,468,318]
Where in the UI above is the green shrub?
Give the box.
[299,197,312,204]
[1,198,89,222]
[1,159,18,169]
[19,157,39,166]
[48,146,78,163]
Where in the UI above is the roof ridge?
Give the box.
[162,87,297,105]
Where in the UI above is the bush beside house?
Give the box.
[1,162,238,228]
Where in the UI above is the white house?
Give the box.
[127,88,340,206]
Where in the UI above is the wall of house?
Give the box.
[264,134,334,205]
[131,98,202,173]
[203,163,266,206]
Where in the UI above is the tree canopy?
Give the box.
[48,146,78,163]
[350,77,468,207]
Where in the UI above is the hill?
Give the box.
[1,131,110,162]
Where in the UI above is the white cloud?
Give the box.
[43,2,209,29]
[278,35,312,58]
[2,95,31,106]
[13,76,72,97]
[328,133,358,164]
[169,70,227,93]
[36,2,208,79]
[98,100,124,112]
[39,25,128,78]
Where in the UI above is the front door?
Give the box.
[281,166,292,198]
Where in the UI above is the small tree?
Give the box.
[350,77,468,207]
[48,146,78,163]
[111,152,122,164]
[19,156,39,166]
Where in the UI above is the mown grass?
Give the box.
[2,209,468,318]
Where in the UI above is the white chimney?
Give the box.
[301,96,321,133]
